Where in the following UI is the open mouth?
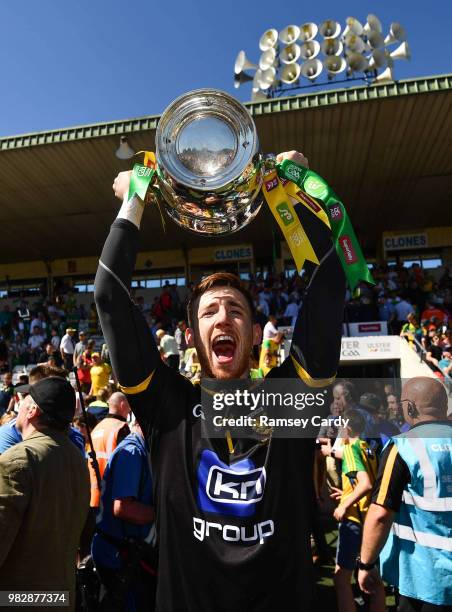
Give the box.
[212,334,236,365]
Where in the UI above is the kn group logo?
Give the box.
[197,449,267,517]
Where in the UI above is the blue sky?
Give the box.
[0,0,449,137]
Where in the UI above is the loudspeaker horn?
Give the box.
[301,58,323,80]
[373,66,394,84]
[234,51,258,75]
[319,19,341,39]
[324,56,346,78]
[344,32,366,54]
[252,70,263,92]
[280,43,301,64]
[390,41,410,61]
[258,66,277,90]
[321,38,343,56]
[280,63,301,84]
[279,24,301,45]
[342,16,363,38]
[384,22,407,46]
[367,49,387,70]
[259,48,277,70]
[234,71,254,89]
[299,22,318,42]
[300,40,320,60]
[115,136,135,160]
[367,30,384,49]
[259,28,278,51]
[363,14,382,33]
[346,52,369,72]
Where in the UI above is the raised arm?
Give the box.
[274,154,346,383]
[94,172,161,400]
[288,240,345,381]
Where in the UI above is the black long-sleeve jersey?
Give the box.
[94,208,346,612]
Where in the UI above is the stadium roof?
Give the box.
[1,73,451,265]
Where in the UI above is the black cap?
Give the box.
[29,377,76,424]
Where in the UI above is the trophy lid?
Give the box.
[156,89,259,191]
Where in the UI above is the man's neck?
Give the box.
[20,423,38,440]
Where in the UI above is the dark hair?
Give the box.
[344,408,366,436]
[29,364,67,384]
[187,272,255,328]
[359,393,382,414]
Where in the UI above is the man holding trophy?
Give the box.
[94,89,369,610]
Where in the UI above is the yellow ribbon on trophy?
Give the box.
[261,170,319,271]
[282,179,331,229]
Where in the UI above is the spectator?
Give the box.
[394,296,415,335]
[359,392,399,447]
[87,387,110,422]
[92,421,156,610]
[73,330,88,366]
[50,327,61,350]
[333,381,375,440]
[60,327,77,371]
[377,297,393,327]
[156,329,180,371]
[259,315,284,376]
[38,342,64,367]
[324,409,384,612]
[0,377,90,602]
[386,393,409,433]
[89,352,112,397]
[0,372,14,417]
[400,312,422,349]
[0,365,85,456]
[29,311,47,335]
[439,346,452,390]
[318,396,344,491]
[88,391,130,508]
[425,334,443,374]
[28,325,46,361]
[283,297,300,328]
[174,320,188,368]
[76,345,95,394]
[421,300,447,325]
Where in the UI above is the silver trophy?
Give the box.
[153,89,265,235]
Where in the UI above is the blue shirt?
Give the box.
[0,418,85,456]
[92,432,154,569]
[0,419,22,453]
[378,302,395,322]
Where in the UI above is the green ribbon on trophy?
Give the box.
[272,159,374,291]
[127,153,158,202]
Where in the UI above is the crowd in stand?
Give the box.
[0,261,451,392]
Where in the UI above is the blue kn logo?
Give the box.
[197,449,266,517]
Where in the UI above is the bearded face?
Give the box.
[187,287,261,380]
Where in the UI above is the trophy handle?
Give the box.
[263,153,277,171]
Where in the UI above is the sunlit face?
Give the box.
[15,394,36,434]
[332,385,345,409]
[331,396,344,416]
[187,287,261,380]
[387,394,399,420]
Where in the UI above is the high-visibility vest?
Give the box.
[380,422,452,606]
[88,416,129,507]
